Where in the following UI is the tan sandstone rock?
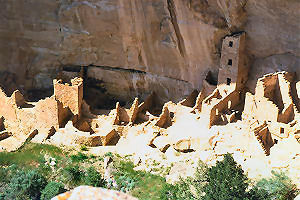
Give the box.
[52,186,137,200]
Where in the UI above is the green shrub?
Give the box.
[0,164,18,184]
[112,159,167,199]
[104,152,113,158]
[246,186,270,200]
[89,154,97,160]
[114,172,137,192]
[40,182,66,200]
[112,160,137,192]
[63,165,83,185]
[160,182,177,200]
[4,169,47,200]
[80,145,88,151]
[193,160,208,198]
[255,171,299,200]
[71,152,88,162]
[0,167,8,184]
[160,160,208,200]
[83,167,106,187]
[160,177,196,200]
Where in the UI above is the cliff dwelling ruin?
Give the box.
[0,0,300,198]
[0,32,299,161]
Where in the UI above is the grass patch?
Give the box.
[70,152,89,162]
[0,143,63,168]
[113,159,167,200]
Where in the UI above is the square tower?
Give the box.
[53,77,83,117]
[217,32,248,95]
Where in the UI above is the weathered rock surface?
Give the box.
[52,185,137,200]
[0,0,299,102]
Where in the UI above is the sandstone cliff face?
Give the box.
[0,0,299,103]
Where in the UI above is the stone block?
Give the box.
[95,129,120,146]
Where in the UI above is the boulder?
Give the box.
[52,186,138,200]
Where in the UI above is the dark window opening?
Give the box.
[229,41,233,47]
[280,128,284,134]
[228,59,232,66]
[205,71,218,86]
[227,78,231,85]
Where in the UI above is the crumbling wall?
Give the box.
[206,90,241,127]
[254,123,274,155]
[0,77,84,147]
[113,98,140,125]
[179,90,199,108]
[277,73,296,123]
[54,77,83,117]
[193,80,217,112]
[0,88,19,131]
[10,90,25,107]
[128,98,139,124]
[243,72,298,124]
[297,82,300,99]
[35,97,67,132]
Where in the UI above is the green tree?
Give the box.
[41,182,66,200]
[83,167,106,187]
[4,169,47,200]
[255,170,299,200]
[203,153,249,200]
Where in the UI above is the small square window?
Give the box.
[228,59,232,66]
[280,128,284,134]
[227,78,231,85]
[229,41,233,47]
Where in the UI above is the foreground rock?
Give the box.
[52,186,137,200]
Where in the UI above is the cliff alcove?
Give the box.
[0,1,299,199]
